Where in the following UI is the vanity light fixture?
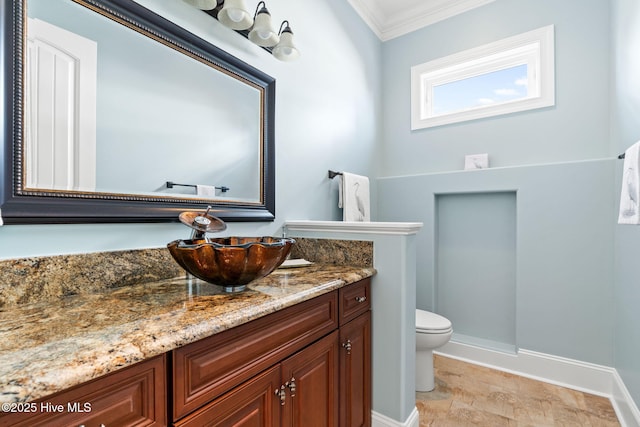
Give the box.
[217,0,254,30]
[182,0,218,10]
[272,21,300,61]
[247,2,279,47]
[184,0,300,61]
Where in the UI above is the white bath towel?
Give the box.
[340,172,370,222]
[196,184,216,198]
[618,141,640,224]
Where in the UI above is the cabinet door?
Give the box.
[175,365,281,427]
[340,312,371,427]
[280,331,339,427]
[0,355,166,427]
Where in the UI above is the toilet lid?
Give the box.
[416,309,452,332]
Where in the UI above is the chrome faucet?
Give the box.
[178,206,227,241]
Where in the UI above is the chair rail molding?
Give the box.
[284,220,423,235]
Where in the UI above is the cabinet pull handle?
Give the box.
[355,296,367,303]
[288,377,296,397]
[342,339,352,355]
[275,385,287,405]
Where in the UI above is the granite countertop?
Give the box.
[0,264,375,404]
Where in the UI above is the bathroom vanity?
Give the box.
[0,264,374,427]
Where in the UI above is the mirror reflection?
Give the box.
[26,0,262,203]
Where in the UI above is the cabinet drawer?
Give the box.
[339,278,371,325]
[173,291,338,420]
[0,355,167,427]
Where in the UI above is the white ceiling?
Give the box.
[347,0,496,41]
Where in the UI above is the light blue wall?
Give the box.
[0,0,382,259]
[378,160,616,365]
[612,0,640,407]
[377,0,640,410]
[380,0,611,176]
[376,0,617,366]
[436,192,517,353]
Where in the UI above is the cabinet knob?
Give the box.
[275,385,286,405]
[342,339,352,355]
[355,296,367,303]
[288,377,296,397]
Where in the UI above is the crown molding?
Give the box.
[347,0,496,41]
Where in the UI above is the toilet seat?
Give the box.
[416,309,452,333]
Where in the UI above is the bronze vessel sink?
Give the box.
[167,236,295,292]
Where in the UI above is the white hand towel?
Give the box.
[341,172,370,222]
[196,184,216,198]
[618,141,640,224]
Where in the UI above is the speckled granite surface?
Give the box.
[0,263,375,404]
[289,238,373,267]
[0,239,373,308]
[0,248,183,307]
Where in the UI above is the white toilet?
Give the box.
[415,308,453,392]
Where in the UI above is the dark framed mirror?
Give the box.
[1,0,275,224]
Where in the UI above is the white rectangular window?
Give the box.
[411,25,554,130]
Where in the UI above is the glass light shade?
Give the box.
[182,0,218,10]
[273,30,300,61]
[248,9,279,47]
[218,0,253,30]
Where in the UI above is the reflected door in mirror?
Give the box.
[26,17,97,192]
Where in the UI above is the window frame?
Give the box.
[411,25,555,130]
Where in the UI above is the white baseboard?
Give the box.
[613,369,640,427]
[435,340,640,427]
[372,407,419,427]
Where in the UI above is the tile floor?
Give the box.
[416,355,620,426]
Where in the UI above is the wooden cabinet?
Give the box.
[338,278,372,427]
[176,331,341,427]
[339,312,371,427]
[0,355,166,427]
[172,292,338,420]
[0,278,371,427]
[173,277,371,427]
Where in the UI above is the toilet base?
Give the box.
[416,349,435,392]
